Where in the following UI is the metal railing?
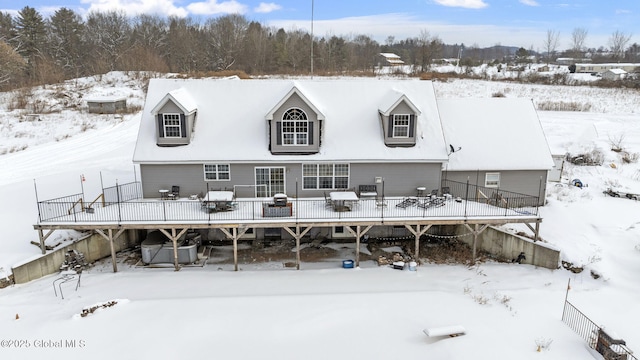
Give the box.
[562,300,636,360]
[36,180,540,223]
[103,181,142,203]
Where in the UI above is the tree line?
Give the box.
[0,7,638,91]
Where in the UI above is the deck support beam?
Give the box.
[37,228,55,254]
[464,224,489,264]
[95,228,126,272]
[405,224,432,263]
[524,221,542,241]
[159,228,189,271]
[220,227,249,271]
[283,226,313,270]
[345,225,372,267]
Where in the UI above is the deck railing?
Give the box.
[36,180,539,224]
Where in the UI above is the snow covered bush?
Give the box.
[566,148,604,166]
[536,100,592,112]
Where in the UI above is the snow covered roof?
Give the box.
[85,96,127,102]
[378,90,421,117]
[438,98,554,171]
[133,78,448,164]
[379,53,404,65]
[605,69,627,75]
[265,84,325,121]
[150,87,197,115]
[380,53,401,59]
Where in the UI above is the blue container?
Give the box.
[342,260,354,268]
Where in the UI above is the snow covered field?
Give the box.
[0,73,639,359]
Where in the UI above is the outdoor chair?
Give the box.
[324,192,333,208]
[170,185,180,199]
[358,184,378,199]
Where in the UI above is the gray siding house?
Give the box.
[438,98,553,205]
[133,78,552,205]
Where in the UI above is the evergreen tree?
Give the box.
[47,8,84,78]
[15,6,46,77]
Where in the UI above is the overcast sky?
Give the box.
[2,0,638,50]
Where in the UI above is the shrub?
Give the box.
[622,151,639,164]
[566,148,604,166]
[536,100,592,112]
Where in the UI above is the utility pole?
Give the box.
[311,0,314,79]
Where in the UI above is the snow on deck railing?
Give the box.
[36,194,539,224]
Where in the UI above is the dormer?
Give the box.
[379,91,421,147]
[151,88,198,146]
[266,85,324,154]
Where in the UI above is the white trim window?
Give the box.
[282,108,308,145]
[204,164,230,181]
[392,114,410,138]
[163,113,182,138]
[302,163,349,190]
[485,172,500,188]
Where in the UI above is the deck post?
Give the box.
[405,224,432,262]
[37,228,46,254]
[172,228,179,271]
[219,227,250,271]
[233,228,238,271]
[94,228,126,273]
[108,229,117,272]
[464,223,489,265]
[283,226,313,270]
[345,225,372,267]
[472,224,478,264]
[159,228,188,271]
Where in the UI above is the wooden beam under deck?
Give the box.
[32,217,542,272]
[33,216,542,232]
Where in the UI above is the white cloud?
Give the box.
[80,0,188,17]
[615,9,631,15]
[519,0,540,6]
[254,2,282,14]
[186,0,248,15]
[432,0,488,9]
[270,13,549,48]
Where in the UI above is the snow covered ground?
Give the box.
[0,73,639,359]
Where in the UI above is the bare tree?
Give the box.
[0,39,25,88]
[84,11,133,72]
[608,30,632,60]
[543,29,560,65]
[570,27,588,59]
[205,14,248,71]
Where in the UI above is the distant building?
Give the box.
[602,68,627,81]
[556,58,591,65]
[378,53,404,66]
[574,63,640,74]
[86,96,127,114]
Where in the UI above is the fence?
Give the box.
[36,180,540,224]
[443,179,542,208]
[562,300,636,360]
[103,181,142,203]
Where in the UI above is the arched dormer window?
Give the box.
[282,108,308,145]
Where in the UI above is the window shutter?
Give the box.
[276,121,282,145]
[409,114,415,137]
[388,116,394,137]
[309,122,314,145]
[157,114,164,137]
[180,114,186,137]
